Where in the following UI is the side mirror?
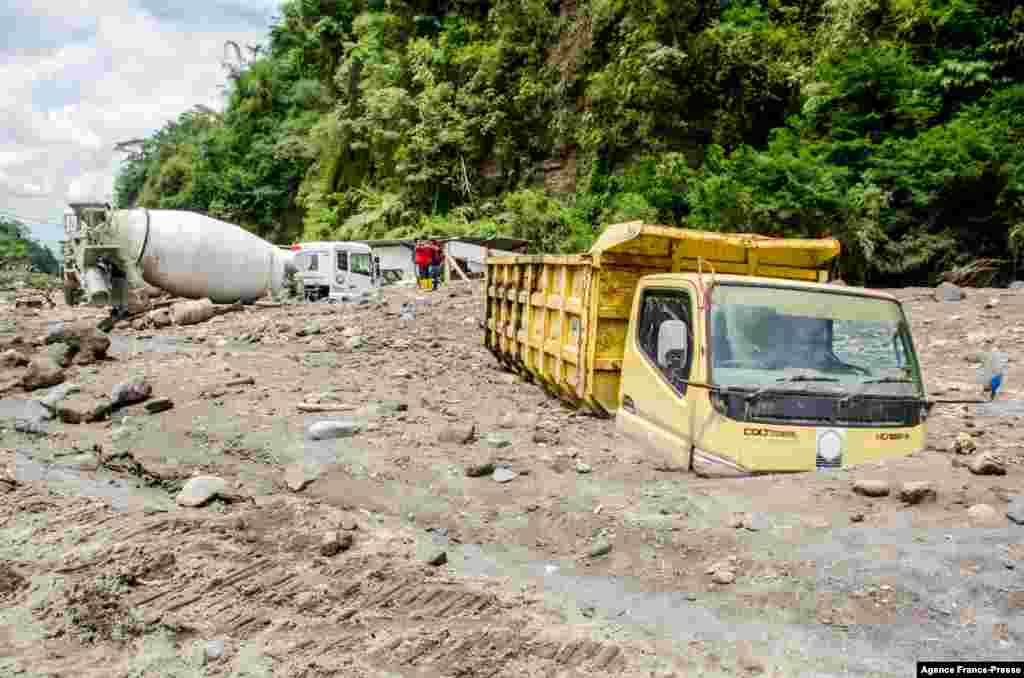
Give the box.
[657,319,689,369]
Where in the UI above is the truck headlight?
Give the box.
[336,275,345,284]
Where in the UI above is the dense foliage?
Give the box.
[115,0,1024,284]
[0,216,59,275]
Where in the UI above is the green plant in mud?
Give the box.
[58,577,145,644]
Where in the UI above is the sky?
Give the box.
[0,0,281,253]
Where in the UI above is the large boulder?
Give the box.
[21,358,65,391]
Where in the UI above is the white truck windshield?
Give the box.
[708,284,922,397]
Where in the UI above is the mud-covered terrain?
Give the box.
[1,281,1022,678]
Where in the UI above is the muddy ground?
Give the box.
[1,281,1022,678]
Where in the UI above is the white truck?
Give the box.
[290,241,383,302]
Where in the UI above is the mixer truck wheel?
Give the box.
[63,284,82,307]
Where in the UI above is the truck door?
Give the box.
[333,247,349,293]
[348,249,375,291]
[616,284,698,470]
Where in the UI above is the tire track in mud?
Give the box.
[2,481,631,677]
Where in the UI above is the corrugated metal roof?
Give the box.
[353,236,529,251]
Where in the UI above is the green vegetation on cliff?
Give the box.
[115,0,1024,284]
[0,216,59,276]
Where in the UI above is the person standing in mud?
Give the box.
[415,240,433,288]
[430,240,443,290]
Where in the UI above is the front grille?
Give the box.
[816,451,843,469]
[717,391,921,427]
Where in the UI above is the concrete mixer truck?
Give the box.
[61,203,296,315]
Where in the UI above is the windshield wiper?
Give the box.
[745,375,841,405]
[840,377,916,405]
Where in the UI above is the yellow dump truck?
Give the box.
[483,221,928,476]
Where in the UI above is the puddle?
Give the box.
[443,534,1022,676]
[972,400,1024,417]
[12,450,173,513]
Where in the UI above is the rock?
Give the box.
[36,382,79,410]
[465,461,495,477]
[0,349,29,368]
[985,298,1000,309]
[482,433,512,449]
[736,641,766,674]
[111,376,152,407]
[144,397,174,414]
[953,432,977,455]
[149,308,172,327]
[21,358,65,391]
[727,514,745,529]
[899,481,937,504]
[743,512,772,531]
[532,429,560,445]
[296,321,321,337]
[1006,498,1024,525]
[45,323,110,364]
[498,412,539,429]
[306,339,330,353]
[56,393,108,424]
[14,418,46,435]
[285,463,320,491]
[426,550,448,566]
[934,282,963,302]
[345,335,367,350]
[306,420,361,440]
[853,479,891,497]
[1011,281,1024,290]
[967,452,1006,476]
[204,640,225,661]
[712,569,736,585]
[131,317,149,331]
[850,512,865,523]
[967,503,1002,526]
[176,476,228,507]
[319,531,353,557]
[587,540,613,558]
[492,467,517,483]
[439,424,475,444]
[366,400,407,416]
[575,461,592,474]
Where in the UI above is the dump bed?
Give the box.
[483,221,841,415]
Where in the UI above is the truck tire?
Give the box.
[63,285,82,307]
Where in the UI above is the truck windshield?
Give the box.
[708,283,922,398]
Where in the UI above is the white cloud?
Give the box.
[0,0,274,223]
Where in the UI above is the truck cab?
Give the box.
[292,241,380,302]
[484,221,929,476]
[616,273,926,476]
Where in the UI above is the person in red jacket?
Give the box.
[430,239,443,289]
[415,241,433,285]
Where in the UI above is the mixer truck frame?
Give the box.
[483,222,931,477]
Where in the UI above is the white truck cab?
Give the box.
[291,241,380,302]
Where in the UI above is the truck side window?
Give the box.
[637,290,693,394]
[336,251,348,273]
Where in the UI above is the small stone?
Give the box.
[575,461,592,474]
[1006,498,1024,525]
[204,640,225,661]
[176,476,228,507]
[743,512,771,531]
[587,540,613,558]
[144,397,174,414]
[966,503,1001,527]
[345,335,367,350]
[320,531,353,556]
[285,463,320,491]
[426,550,447,566]
[296,321,321,337]
[465,461,495,478]
[21,358,65,391]
[984,298,1000,309]
[853,479,890,497]
[498,412,539,429]
[0,349,29,368]
[482,433,512,449]
[712,569,736,585]
[934,282,963,302]
[306,420,361,440]
[727,514,745,529]
[46,342,74,368]
[439,424,475,444]
[492,467,517,483]
[110,376,152,407]
[532,429,560,445]
[899,481,937,505]
[850,512,865,523]
[14,418,46,435]
[967,452,1006,476]
[953,432,977,455]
